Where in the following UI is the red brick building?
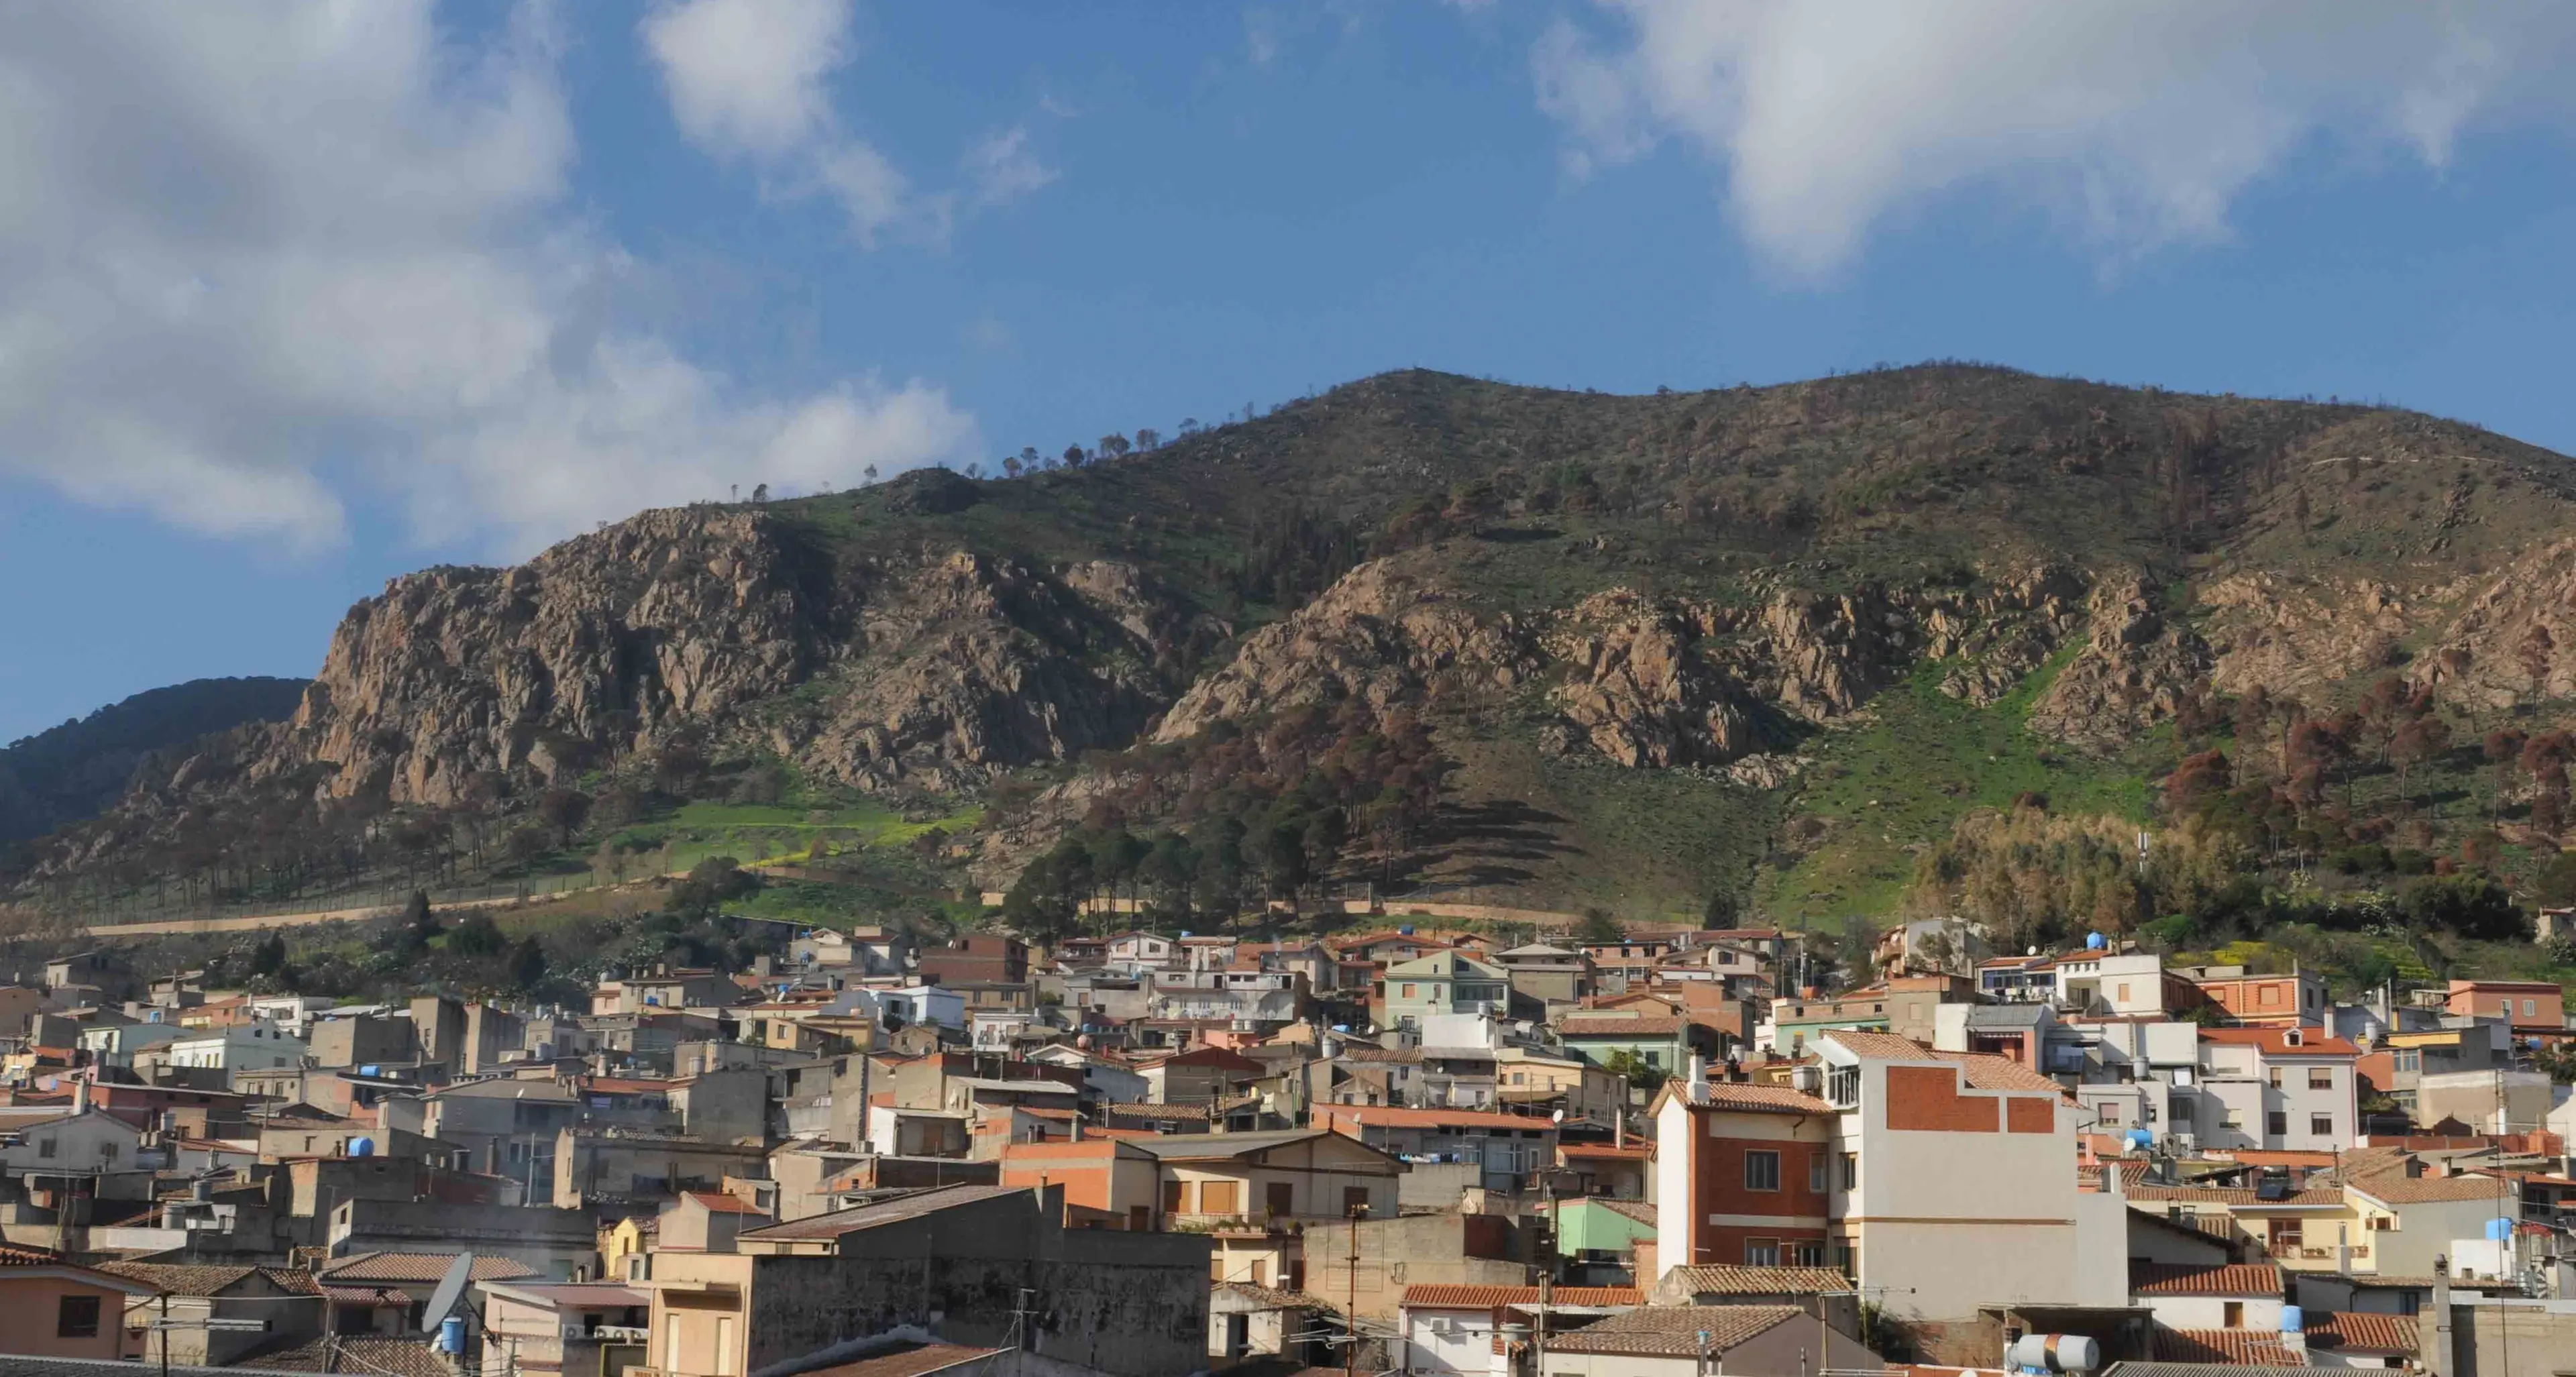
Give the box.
[1649,1078,1835,1273]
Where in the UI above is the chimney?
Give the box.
[1686,1055,1708,1099]
[1614,1115,1625,1150]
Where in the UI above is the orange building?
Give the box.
[0,1244,160,1358]
[2190,969,2326,1028]
[2445,980,2569,1044]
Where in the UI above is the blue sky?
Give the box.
[3,1,2573,743]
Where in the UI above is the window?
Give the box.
[2269,1218,2302,1252]
[2261,986,2280,1005]
[1790,1241,1825,1267]
[2308,1068,2333,1091]
[1200,1180,1242,1215]
[666,1321,683,1374]
[2267,1111,2288,1138]
[2100,1104,2123,1125]
[58,1295,101,1338]
[2524,999,2538,1017]
[2115,983,2131,1003]
[1746,1238,1780,1266]
[2312,1114,2333,1137]
[714,1317,737,1376]
[1841,1154,1858,1190]
[2223,1302,2244,1328]
[1809,1155,1827,1193]
[1745,1150,1781,1191]
[100,1142,118,1163]
[1344,1187,1371,1216]
[1401,985,1415,999]
[1163,1179,1183,1215]
[38,1137,55,1158]
[2267,1068,2283,1089]
[2223,1109,2243,1129]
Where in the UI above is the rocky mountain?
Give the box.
[16,365,2576,920]
[0,677,307,844]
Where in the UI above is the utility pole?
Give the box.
[1345,1202,1365,1377]
[1534,1175,1554,1377]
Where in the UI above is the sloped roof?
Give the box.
[1546,1304,1804,1356]
[2151,1328,2307,1366]
[1400,1284,1642,1309]
[2304,1311,2417,1356]
[97,1261,264,1296]
[737,1183,1027,1240]
[2199,1027,2361,1057]
[318,1252,537,1283]
[1560,1013,1684,1036]
[798,1343,1001,1377]
[1660,1265,1850,1296]
[1672,1079,1835,1114]
[2129,1262,2285,1297]
[681,1191,765,1215]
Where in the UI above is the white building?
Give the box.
[167,1024,308,1073]
[77,1022,187,1068]
[0,1107,154,1174]
[2184,1026,2359,1152]
[1813,1030,2131,1325]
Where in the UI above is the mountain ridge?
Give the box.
[13,364,2576,932]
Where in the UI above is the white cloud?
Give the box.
[641,0,921,241]
[963,126,1059,208]
[0,3,975,555]
[1533,1,2576,276]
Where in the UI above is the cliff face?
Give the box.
[208,508,1199,814]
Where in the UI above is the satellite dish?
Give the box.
[1551,1109,1566,1123]
[420,1253,476,1333]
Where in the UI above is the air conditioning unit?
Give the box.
[1791,1065,1823,1093]
[2168,1132,2198,1153]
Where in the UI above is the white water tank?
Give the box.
[2006,1334,2100,1372]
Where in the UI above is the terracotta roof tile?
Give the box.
[1548,1305,1804,1356]
[1401,1284,1642,1309]
[1667,1081,1834,1115]
[2153,1328,2308,1366]
[2129,1262,2286,1297]
[2305,1311,2418,1356]
[96,1261,263,1296]
[1660,1266,1851,1296]
[319,1252,537,1283]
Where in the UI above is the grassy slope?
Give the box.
[1757,651,2156,928]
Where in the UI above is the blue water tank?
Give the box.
[348,1137,374,1158]
[2125,1128,2154,1151]
[2085,932,2107,950]
[2485,1216,2516,1241]
[359,1064,379,1078]
[2280,1306,2303,1335]
[438,1316,466,1354]
[1397,925,1415,936]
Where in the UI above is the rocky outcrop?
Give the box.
[132,508,1204,814]
[1154,559,1538,742]
[1544,589,1760,767]
[2403,539,2576,710]
[2029,572,2214,750]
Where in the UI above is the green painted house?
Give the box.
[1378,950,1510,1030]
[1547,1196,1658,1284]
